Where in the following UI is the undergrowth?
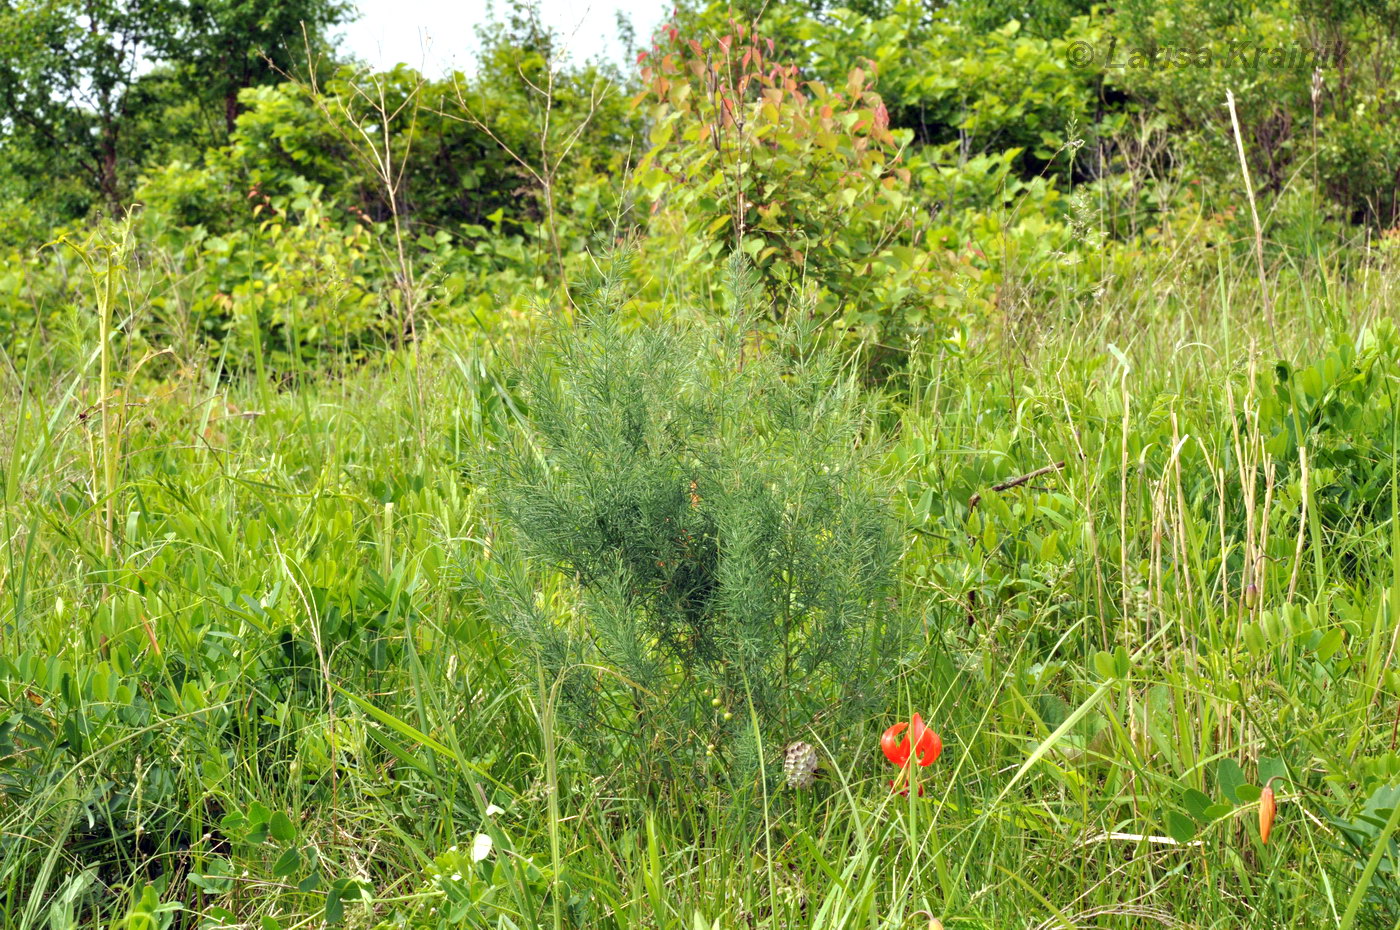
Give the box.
[3,227,1400,928]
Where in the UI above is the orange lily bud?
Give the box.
[1259,783,1276,844]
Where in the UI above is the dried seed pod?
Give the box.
[783,741,819,789]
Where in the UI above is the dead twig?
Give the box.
[967,459,1068,514]
[962,459,1069,626]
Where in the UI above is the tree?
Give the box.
[0,0,176,214]
[179,0,350,134]
[0,0,348,220]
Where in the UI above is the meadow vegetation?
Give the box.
[3,0,1400,927]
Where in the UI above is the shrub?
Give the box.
[1110,0,1400,227]
[631,20,939,354]
[480,255,906,782]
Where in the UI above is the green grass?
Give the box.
[4,237,1400,929]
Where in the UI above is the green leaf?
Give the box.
[269,811,297,845]
[1182,788,1213,821]
[247,801,270,827]
[324,888,344,926]
[994,676,1114,806]
[1216,759,1246,804]
[1259,756,1288,786]
[1165,810,1197,844]
[272,846,301,878]
[325,878,370,925]
[1315,626,1345,661]
[914,486,934,521]
[1092,651,1116,679]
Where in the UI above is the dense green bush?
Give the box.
[626,17,1081,364]
[793,2,1099,173]
[633,21,931,342]
[481,256,905,781]
[5,0,1399,384]
[1106,0,1400,226]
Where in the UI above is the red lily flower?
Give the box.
[881,713,942,795]
[881,713,942,768]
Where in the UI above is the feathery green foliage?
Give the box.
[483,256,903,777]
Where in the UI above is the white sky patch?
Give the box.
[340,0,667,76]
